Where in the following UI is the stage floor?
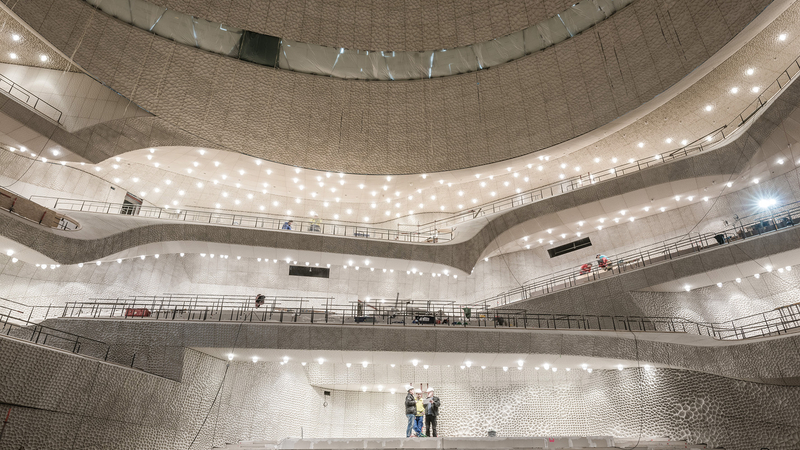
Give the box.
[223,436,714,449]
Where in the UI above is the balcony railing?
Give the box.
[31,197,449,243]
[0,73,63,123]
[474,199,800,308]
[412,55,800,235]
[21,53,800,248]
[31,293,800,341]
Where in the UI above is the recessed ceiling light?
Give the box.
[779,33,787,41]
[9,53,17,59]
[730,87,739,94]
[39,54,48,62]
[704,105,713,112]
[746,68,754,76]
[11,34,20,41]
[751,86,760,93]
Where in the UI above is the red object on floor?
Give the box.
[124,308,151,317]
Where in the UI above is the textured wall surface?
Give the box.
[38,318,800,385]
[139,0,623,52]
[306,363,800,448]
[507,223,800,316]
[1,335,799,449]
[0,336,323,449]
[4,0,771,173]
[0,129,758,274]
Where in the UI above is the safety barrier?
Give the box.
[475,199,800,308]
[38,294,800,341]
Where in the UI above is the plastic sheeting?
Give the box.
[85,0,242,56]
[277,0,634,80]
[82,0,633,79]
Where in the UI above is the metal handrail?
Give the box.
[0,310,111,359]
[1,187,80,230]
[46,292,800,341]
[413,57,800,234]
[30,197,449,243]
[31,56,800,243]
[474,199,800,308]
[0,73,63,123]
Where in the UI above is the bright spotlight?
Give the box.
[758,198,777,209]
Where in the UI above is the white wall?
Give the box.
[0,149,127,203]
[0,63,149,131]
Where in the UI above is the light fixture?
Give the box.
[412,359,418,367]
[758,198,776,208]
[746,68,754,76]
[730,87,739,94]
[779,33,787,41]
[227,353,234,361]
[318,358,324,365]
[40,54,48,62]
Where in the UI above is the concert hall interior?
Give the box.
[1,0,800,449]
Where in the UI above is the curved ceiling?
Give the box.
[143,0,606,52]
[8,0,772,174]
[84,0,635,81]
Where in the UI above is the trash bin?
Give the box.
[714,234,725,245]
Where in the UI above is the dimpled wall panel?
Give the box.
[306,363,800,448]
[2,332,799,449]
[5,0,773,173]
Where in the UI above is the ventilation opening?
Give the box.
[289,265,330,278]
[547,237,592,258]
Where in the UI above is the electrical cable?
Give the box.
[187,309,251,449]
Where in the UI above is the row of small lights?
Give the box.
[510,170,790,253]
[5,45,788,227]
[684,264,793,292]
[24,143,769,231]
[12,56,786,226]
[4,250,459,279]
[85,127,770,224]
[511,185,743,250]
[227,355,653,378]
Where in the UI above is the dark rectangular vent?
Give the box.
[239,31,280,67]
[289,265,330,278]
[547,237,592,258]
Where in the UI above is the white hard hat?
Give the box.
[414,388,422,394]
[426,387,434,392]
[405,385,414,391]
